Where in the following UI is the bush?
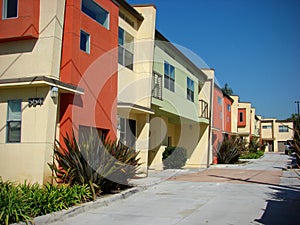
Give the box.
[248,137,262,153]
[217,135,246,164]
[49,129,140,197]
[0,179,92,225]
[162,146,187,169]
[239,150,264,159]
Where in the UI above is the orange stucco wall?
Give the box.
[0,0,40,41]
[238,108,247,127]
[223,95,232,133]
[59,0,119,140]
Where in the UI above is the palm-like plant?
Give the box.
[49,129,140,198]
[217,135,246,164]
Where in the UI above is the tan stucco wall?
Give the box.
[230,95,239,134]
[237,102,251,135]
[117,6,156,174]
[0,86,58,184]
[0,0,65,80]
[275,121,294,141]
[118,6,156,109]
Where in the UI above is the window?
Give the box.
[152,72,162,99]
[81,0,109,29]
[262,125,272,129]
[6,100,21,143]
[119,117,136,148]
[78,125,109,145]
[164,62,175,92]
[187,77,194,102]
[80,30,90,53]
[227,104,231,112]
[239,112,243,122]
[3,0,18,19]
[217,96,222,105]
[279,125,289,132]
[118,27,134,70]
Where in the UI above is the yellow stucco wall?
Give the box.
[0,86,58,184]
[0,0,65,80]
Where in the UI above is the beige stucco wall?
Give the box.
[117,6,156,175]
[230,95,239,134]
[261,121,274,140]
[237,102,251,137]
[275,121,294,142]
[0,0,65,80]
[118,6,156,108]
[0,0,65,184]
[0,86,58,184]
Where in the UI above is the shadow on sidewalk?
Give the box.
[255,186,300,225]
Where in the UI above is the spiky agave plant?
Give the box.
[217,135,245,164]
[49,129,140,198]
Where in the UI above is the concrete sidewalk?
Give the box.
[16,153,300,225]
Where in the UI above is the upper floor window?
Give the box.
[81,0,109,29]
[118,27,134,70]
[80,30,90,54]
[7,100,21,143]
[164,61,175,92]
[239,112,244,122]
[279,125,289,132]
[217,96,222,105]
[262,125,272,129]
[3,0,18,19]
[227,104,231,112]
[187,77,194,102]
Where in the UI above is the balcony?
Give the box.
[199,99,209,119]
[151,72,162,100]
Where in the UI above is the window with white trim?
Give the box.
[81,0,109,29]
[7,100,21,143]
[187,77,194,102]
[118,27,134,70]
[164,61,175,92]
[3,0,18,19]
[80,30,90,54]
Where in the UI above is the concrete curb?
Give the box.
[13,187,145,225]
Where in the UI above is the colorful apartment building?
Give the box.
[0,0,119,184]
[261,119,294,152]
[148,32,213,169]
[230,95,260,142]
[2,0,291,185]
[211,84,233,161]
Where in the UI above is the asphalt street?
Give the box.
[48,153,300,225]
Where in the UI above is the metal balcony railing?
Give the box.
[152,72,162,100]
[199,99,209,119]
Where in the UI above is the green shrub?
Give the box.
[0,179,32,225]
[162,146,187,169]
[239,150,264,159]
[0,179,92,225]
[49,129,140,197]
[248,137,262,153]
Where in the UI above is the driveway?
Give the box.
[49,153,300,225]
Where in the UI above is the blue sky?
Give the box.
[129,0,300,120]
